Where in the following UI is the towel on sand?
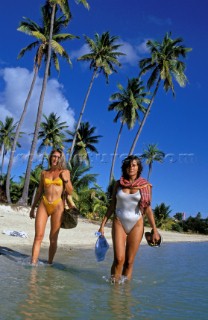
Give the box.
[2,230,28,238]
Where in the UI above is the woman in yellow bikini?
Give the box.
[29,149,73,265]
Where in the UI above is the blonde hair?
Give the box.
[48,149,66,170]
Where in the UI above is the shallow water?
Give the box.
[0,242,208,320]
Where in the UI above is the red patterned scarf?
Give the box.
[119,176,152,210]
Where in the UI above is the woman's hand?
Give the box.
[60,170,69,183]
[98,225,105,236]
[144,206,160,240]
[29,208,36,219]
[151,228,161,244]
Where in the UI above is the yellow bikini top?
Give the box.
[44,177,63,187]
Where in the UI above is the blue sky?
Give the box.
[0,0,207,218]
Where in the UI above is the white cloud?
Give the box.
[136,39,150,54]
[119,39,152,66]
[119,41,140,66]
[0,103,13,119]
[70,43,89,60]
[0,67,75,148]
[69,39,151,68]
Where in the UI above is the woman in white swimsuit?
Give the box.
[98,155,160,281]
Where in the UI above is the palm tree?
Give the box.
[38,112,68,163]
[74,0,90,10]
[90,184,108,219]
[0,117,22,177]
[108,78,149,182]
[141,143,165,181]
[76,185,108,219]
[20,0,90,205]
[28,165,43,205]
[67,156,101,216]
[173,212,184,222]
[0,174,7,202]
[9,179,25,204]
[66,121,102,164]
[18,1,76,205]
[69,31,125,160]
[129,32,192,155]
[6,2,76,204]
[68,156,97,195]
[154,202,172,229]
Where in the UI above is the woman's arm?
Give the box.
[30,171,44,218]
[98,181,119,235]
[60,170,73,195]
[144,206,160,242]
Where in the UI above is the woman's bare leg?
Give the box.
[48,206,63,264]
[31,202,48,264]
[111,218,127,279]
[122,218,144,279]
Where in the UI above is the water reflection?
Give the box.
[1,244,207,320]
[18,264,69,319]
[16,256,103,319]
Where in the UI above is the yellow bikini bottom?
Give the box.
[42,195,62,216]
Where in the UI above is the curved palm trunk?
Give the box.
[109,122,124,183]
[147,162,152,181]
[129,78,161,155]
[6,65,39,204]
[18,5,56,205]
[1,146,5,176]
[31,187,37,207]
[69,69,97,161]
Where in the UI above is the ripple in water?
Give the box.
[102,275,129,285]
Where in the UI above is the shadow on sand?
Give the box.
[0,246,29,261]
[0,245,107,285]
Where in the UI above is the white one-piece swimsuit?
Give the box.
[115,188,142,234]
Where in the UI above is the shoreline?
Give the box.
[0,205,208,252]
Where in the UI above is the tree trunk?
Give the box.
[31,187,37,207]
[109,122,124,183]
[18,5,56,205]
[69,69,97,161]
[129,78,161,155]
[6,65,39,204]
[1,146,5,177]
[147,162,152,181]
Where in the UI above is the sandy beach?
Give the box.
[0,204,208,251]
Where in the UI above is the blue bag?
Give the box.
[95,232,109,262]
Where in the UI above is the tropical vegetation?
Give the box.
[140,144,165,181]
[1,1,206,235]
[38,112,68,153]
[108,78,149,183]
[66,121,102,164]
[0,117,22,177]
[18,0,77,205]
[129,32,192,155]
[6,2,77,204]
[69,31,125,160]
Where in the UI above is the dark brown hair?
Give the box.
[121,155,143,179]
[48,149,66,170]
